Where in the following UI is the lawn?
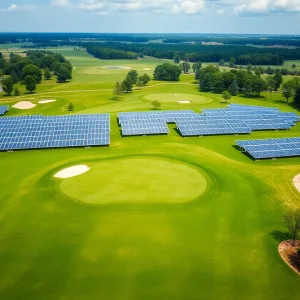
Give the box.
[0,47,300,300]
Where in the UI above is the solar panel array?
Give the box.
[0,114,110,151]
[118,110,195,136]
[0,105,8,115]
[236,138,300,159]
[177,104,299,137]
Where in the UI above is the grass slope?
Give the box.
[0,47,299,300]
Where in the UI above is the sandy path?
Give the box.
[54,165,90,179]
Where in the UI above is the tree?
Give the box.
[140,73,150,85]
[180,62,190,74]
[11,70,19,83]
[2,76,14,95]
[121,79,132,93]
[56,66,72,83]
[14,87,20,96]
[151,100,161,110]
[282,81,294,103]
[292,63,297,69]
[219,59,225,66]
[294,87,300,107]
[173,54,181,64]
[213,73,225,93]
[266,76,275,99]
[136,78,144,89]
[113,81,123,97]
[44,68,52,80]
[283,209,300,246]
[229,57,236,68]
[228,79,239,96]
[154,63,181,81]
[24,75,36,93]
[22,64,42,83]
[126,69,138,84]
[192,62,202,73]
[222,91,232,103]
[273,69,283,91]
[68,102,74,111]
[200,74,213,92]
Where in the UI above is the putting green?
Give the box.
[59,156,207,204]
[144,93,213,104]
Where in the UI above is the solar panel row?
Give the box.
[0,105,9,115]
[236,138,300,159]
[0,114,110,151]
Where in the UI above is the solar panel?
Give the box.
[0,114,110,151]
[236,138,300,159]
[0,105,9,115]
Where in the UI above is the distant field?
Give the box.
[0,45,300,300]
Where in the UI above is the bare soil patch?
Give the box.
[278,240,300,275]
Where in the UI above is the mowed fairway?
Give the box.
[0,48,300,300]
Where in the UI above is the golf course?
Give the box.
[0,47,300,300]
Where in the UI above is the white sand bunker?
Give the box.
[54,165,90,179]
[12,101,36,110]
[102,66,131,70]
[177,100,191,104]
[142,68,151,70]
[38,99,56,104]
[292,174,300,192]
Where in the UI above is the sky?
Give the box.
[0,0,300,34]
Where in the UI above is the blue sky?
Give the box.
[0,0,300,34]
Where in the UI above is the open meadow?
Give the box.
[0,47,300,300]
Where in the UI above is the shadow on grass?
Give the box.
[270,230,292,242]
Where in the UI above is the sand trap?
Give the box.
[102,66,131,70]
[12,101,36,110]
[54,165,90,179]
[142,68,151,70]
[177,100,191,104]
[38,99,56,104]
[292,174,300,192]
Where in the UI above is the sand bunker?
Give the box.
[102,66,131,70]
[12,101,36,110]
[292,174,300,192]
[38,99,56,104]
[142,68,151,70]
[54,165,90,179]
[177,100,191,104]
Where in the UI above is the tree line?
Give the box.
[87,46,138,60]
[0,50,72,96]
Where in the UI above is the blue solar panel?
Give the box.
[236,138,300,159]
[0,114,110,151]
[0,105,9,115]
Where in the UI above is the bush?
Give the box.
[68,103,74,111]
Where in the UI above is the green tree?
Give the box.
[140,73,150,85]
[121,79,132,93]
[0,68,3,77]
[113,81,123,98]
[192,62,202,73]
[273,70,283,91]
[2,76,14,95]
[200,74,213,92]
[228,79,239,96]
[136,77,144,89]
[14,87,20,96]
[282,81,294,103]
[219,59,225,66]
[126,69,138,84]
[44,68,52,80]
[180,62,190,74]
[266,76,275,99]
[229,57,236,68]
[151,100,161,110]
[22,64,42,83]
[154,63,181,81]
[173,54,181,64]
[11,70,19,83]
[283,209,300,246]
[213,73,225,93]
[56,66,72,83]
[292,64,297,69]
[222,91,232,103]
[294,87,300,107]
[222,72,236,89]
[68,102,74,111]
[24,75,36,93]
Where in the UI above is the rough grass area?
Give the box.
[0,46,300,300]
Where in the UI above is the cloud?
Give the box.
[78,1,106,11]
[234,0,269,16]
[172,0,205,14]
[51,0,71,7]
[1,4,36,12]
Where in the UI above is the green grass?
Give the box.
[0,47,300,300]
[59,156,207,205]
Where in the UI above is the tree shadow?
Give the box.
[270,230,292,242]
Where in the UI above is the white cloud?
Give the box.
[234,0,269,15]
[1,4,36,12]
[51,0,71,7]
[172,0,205,14]
[78,1,106,11]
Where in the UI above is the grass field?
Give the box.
[0,47,300,300]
